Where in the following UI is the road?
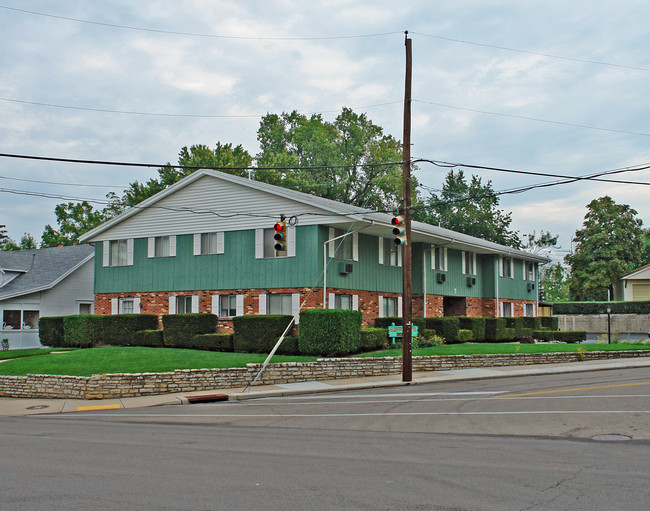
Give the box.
[1,367,648,510]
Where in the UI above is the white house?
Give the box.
[614,264,650,302]
[0,245,94,349]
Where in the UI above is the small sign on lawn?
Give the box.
[387,322,418,340]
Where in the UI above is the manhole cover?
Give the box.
[591,434,631,441]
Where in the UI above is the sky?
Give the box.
[2,1,650,262]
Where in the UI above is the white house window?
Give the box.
[110,240,128,267]
[220,295,237,317]
[432,246,448,271]
[268,294,293,315]
[383,297,398,317]
[79,303,93,315]
[263,228,287,258]
[524,303,535,317]
[334,294,352,310]
[175,296,193,314]
[501,302,513,317]
[2,310,39,330]
[119,298,135,314]
[525,261,535,281]
[2,310,20,330]
[201,233,218,255]
[155,236,170,257]
[501,257,513,278]
[462,251,477,275]
[332,228,353,260]
[383,238,402,267]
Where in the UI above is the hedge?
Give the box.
[132,329,165,347]
[505,317,524,340]
[162,313,218,348]
[360,328,388,352]
[374,317,426,331]
[484,318,507,342]
[552,301,650,315]
[540,316,559,330]
[457,329,474,342]
[233,315,294,353]
[298,309,362,356]
[276,335,300,356]
[186,333,234,351]
[533,330,587,343]
[458,317,486,343]
[38,316,66,347]
[103,314,159,346]
[522,317,542,331]
[62,315,104,348]
[423,317,460,343]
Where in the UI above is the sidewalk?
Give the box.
[2,357,649,416]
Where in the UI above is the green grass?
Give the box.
[0,348,74,361]
[0,346,317,377]
[354,342,650,358]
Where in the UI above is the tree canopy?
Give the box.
[565,196,645,301]
[417,169,521,248]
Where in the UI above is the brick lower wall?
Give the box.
[1,350,647,400]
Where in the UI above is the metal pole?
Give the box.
[402,32,413,382]
[607,306,611,344]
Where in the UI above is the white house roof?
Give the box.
[620,263,650,280]
[80,168,548,263]
[0,245,94,301]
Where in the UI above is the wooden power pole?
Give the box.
[402,32,413,382]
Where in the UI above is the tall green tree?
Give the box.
[641,228,650,266]
[41,202,107,247]
[418,169,521,248]
[565,196,644,301]
[256,108,410,211]
[0,225,9,250]
[539,263,570,302]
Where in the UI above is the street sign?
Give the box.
[387,323,418,339]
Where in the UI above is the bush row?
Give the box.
[552,301,650,315]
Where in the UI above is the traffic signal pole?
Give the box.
[402,32,413,382]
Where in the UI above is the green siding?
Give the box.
[498,258,538,301]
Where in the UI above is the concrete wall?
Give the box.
[557,314,650,339]
[1,350,648,400]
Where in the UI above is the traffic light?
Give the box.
[391,214,407,245]
[273,220,287,251]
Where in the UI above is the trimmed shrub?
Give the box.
[522,317,542,330]
[62,315,104,348]
[374,317,402,329]
[457,329,474,343]
[162,314,218,348]
[423,317,460,343]
[540,316,559,330]
[132,329,164,347]
[533,330,587,343]
[520,328,534,342]
[360,328,388,352]
[458,317,486,342]
[276,335,300,356]
[503,328,516,341]
[299,309,362,356]
[186,333,234,351]
[484,318,507,342]
[552,301,650,315]
[38,316,65,347]
[103,314,159,346]
[505,317,524,340]
[233,315,294,353]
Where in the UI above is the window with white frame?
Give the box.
[219,295,237,317]
[78,303,93,315]
[383,296,398,318]
[501,256,514,278]
[334,294,352,310]
[524,261,535,281]
[268,294,293,315]
[119,298,135,314]
[263,228,287,258]
[154,236,171,257]
[175,296,193,314]
[332,228,353,260]
[2,310,38,330]
[109,239,128,267]
[201,233,218,255]
[524,303,535,317]
[382,238,402,267]
[432,245,448,271]
[501,302,513,317]
[462,251,477,275]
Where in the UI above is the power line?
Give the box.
[413,99,650,138]
[0,174,125,189]
[411,31,650,73]
[0,5,401,41]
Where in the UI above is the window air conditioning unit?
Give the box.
[339,263,353,275]
[437,272,446,283]
[527,282,535,291]
[467,276,476,287]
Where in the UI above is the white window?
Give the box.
[268,294,293,315]
[148,236,176,258]
[524,303,535,317]
[176,296,193,314]
[120,298,134,314]
[194,232,224,256]
[109,240,128,266]
[383,297,398,318]
[335,294,352,310]
[432,245,448,271]
[264,228,287,258]
[330,228,354,260]
[381,238,402,267]
[524,261,535,281]
[2,310,39,330]
[219,295,237,317]
[78,303,93,315]
[500,257,513,278]
[501,302,513,317]
[111,297,141,314]
[462,251,477,275]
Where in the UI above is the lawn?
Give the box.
[0,342,648,377]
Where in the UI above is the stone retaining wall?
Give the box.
[1,350,648,400]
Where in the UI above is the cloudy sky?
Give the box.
[2,1,650,259]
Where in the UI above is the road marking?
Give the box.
[274,391,508,400]
[495,381,650,398]
[76,404,122,411]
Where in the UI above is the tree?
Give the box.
[418,169,521,248]
[565,196,644,301]
[41,201,108,247]
[0,225,9,250]
[539,263,570,302]
[256,108,410,212]
[641,228,650,266]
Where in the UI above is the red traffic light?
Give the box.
[273,222,284,232]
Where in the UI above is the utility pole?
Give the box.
[402,32,413,382]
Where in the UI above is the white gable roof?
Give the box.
[621,264,650,281]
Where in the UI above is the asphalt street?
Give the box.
[1,367,648,510]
